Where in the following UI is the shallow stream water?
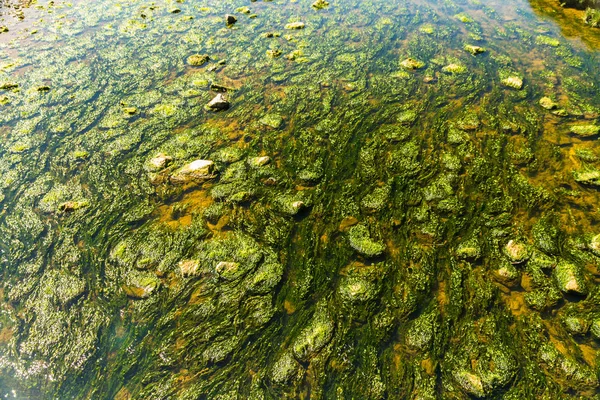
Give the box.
[1,0,600,398]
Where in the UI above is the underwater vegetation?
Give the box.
[0,0,600,398]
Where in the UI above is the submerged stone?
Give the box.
[187,54,210,66]
[226,14,237,25]
[285,22,305,29]
[573,167,600,186]
[266,49,282,58]
[260,113,283,128]
[464,44,485,55]
[179,259,200,277]
[536,35,560,47]
[312,0,329,9]
[555,261,587,296]
[589,233,600,256]
[539,97,558,110]
[122,274,160,299]
[215,261,243,281]
[348,224,385,257]
[148,153,173,172]
[170,160,216,183]
[501,76,523,90]
[58,201,89,212]
[591,320,600,340]
[504,240,530,264]
[400,58,425,70]
[248,156,271,168]
[205,93,230,111]
[292,307,334,361]
[0,82,18,90]
[456,238,481,260]
[562,315,590,335]
[442,63,467,74]
[570,124,600,137]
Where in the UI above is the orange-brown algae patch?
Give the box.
[501,290,530,317]
[284,300,296,314]
[338,216,358,232]
[579,343,597,367]
[114,387,131,400]
[0,327,14,344]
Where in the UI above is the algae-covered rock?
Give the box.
[179,259,200,277]
[501,76,523,90]
[348,224,385,257]
[451,342,517,398]
[285,22,305,30]
[267,49,282,58]
[589,233,600,256]
[442,63,467,74]
[494,262,519,286]
[405,311,436,351]
[170,160,216,183]
[187,54,210,66]
[591,319,600,339]
[539,97,558,110]
[361,185,390,211]
[536,35,560,47]
[260,113,283,128]
[562,315,590,335]
[400,58,425,70]
[247,257,284,294]
[271,351,301,384]
[292,306,334,361]
[338,270,380,303]
[147,153,173,172]
[573,167,600,186]
[312,0,329,9]
[554,261,587,296]
[59,200,89,212]
[199,233,263,281]
[504,240,530,264]
[456,238,481,260]
[464,44,485,55]
[122,272,160,299]
[248,156,271,168]
[570,124,600,137]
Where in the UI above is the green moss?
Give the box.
[570,124,600,137]
[291,305,334,361]
[348,224,385,257]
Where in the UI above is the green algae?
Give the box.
[0,0,599,398]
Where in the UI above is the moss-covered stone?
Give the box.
[554,261,587,296]
[348,224,385,257]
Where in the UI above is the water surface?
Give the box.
[1,0,600,398]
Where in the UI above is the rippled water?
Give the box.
[1,0,600,398]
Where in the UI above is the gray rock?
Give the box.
[206,93,230,111]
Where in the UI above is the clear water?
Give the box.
[0,0,600,398]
